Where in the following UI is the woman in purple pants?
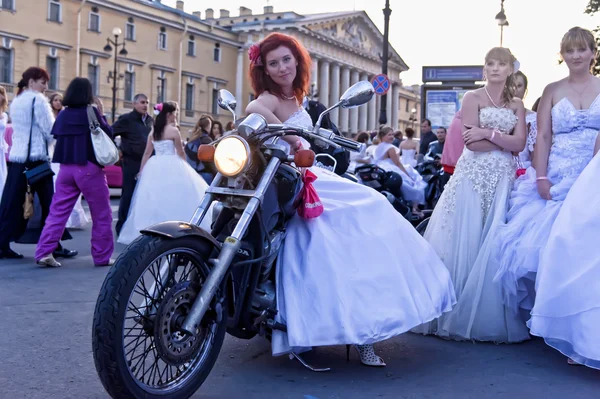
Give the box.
[35,77,114,267]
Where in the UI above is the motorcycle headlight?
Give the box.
[214,136,250,177]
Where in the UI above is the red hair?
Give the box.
[249,33,311,104]
[17,67,50,95]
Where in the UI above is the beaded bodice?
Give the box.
[441,107,517,221]
[546,96,600,181]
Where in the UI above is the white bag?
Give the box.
[87,105,119,166]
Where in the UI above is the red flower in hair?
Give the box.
[248,44,263,66]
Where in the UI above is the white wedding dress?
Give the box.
[271,109,456,356]
[529,151,600,369]
[118,139,210,245]
[400,148,417,167]
[412,107,530,343]
[494,97,600,317]
[374,143,427,204]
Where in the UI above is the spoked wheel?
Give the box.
[93,235,227,399]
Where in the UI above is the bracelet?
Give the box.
[536,176,549,181]
[490,129,499,142]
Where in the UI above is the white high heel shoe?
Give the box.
[346,344,386,367]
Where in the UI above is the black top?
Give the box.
[419,131,438,156]
[112,110,154,161]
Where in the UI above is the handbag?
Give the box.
[24,97,54,185]
[297,169,324,219]
[87,105,119,166]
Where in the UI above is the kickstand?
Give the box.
[290,352,331,372]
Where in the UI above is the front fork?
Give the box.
[180,157,282,334]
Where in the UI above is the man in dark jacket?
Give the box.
[112,93,153,235]
[419,118,438,158]
[304,98,350,175]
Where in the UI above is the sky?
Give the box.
[164,0,599,107]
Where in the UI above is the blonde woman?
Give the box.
[413,47,529,343]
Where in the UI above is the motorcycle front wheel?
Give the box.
[92,235,227,399]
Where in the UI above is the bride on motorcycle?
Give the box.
[245,32,456,366]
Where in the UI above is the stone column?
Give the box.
[339,67,351,134]
[235,47,244,115]
[358,72,369,132]
[311,58,319,92]
[329,63,341,126]
[391,84,400,130]
[349,70,360,134]
[319,60,330,107]
[368,75,378,131]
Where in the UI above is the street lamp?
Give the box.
[378,0,391,126]
[495,0,509,47]
[409,107,417,129]
[104,27,128,123]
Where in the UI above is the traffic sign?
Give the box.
[371,74,390,95]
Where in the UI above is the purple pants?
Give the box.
[36,162,113,265]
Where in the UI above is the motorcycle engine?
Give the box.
[259,229,285,283]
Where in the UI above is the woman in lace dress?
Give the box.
[118,102,210,245]
[493,27,600,322]
[412,47,530,343]
[245,32,456,367]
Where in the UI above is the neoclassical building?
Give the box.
[0,0,414,134]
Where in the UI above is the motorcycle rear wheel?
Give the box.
[92,235,227,399]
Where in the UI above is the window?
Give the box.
[88,64,99,95]
[185,83,194,116]
[157,76,166,103]
[1,0,14,11]
[126,21,136,41]
[405,99,409,112]
[158,30,167,50]
[46,56,59,90]
[211,88,219,115]
[124,71,135,102]
[213,43,221,63]
[0,48,13,83]
[248,93,255,103]
[89,10,100,32]
[187,36,196,57]
[48,0,62,23]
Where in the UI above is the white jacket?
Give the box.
[8,90,54,163]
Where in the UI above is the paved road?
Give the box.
[0,199,598,399]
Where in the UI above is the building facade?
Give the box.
[0,0,414,135]
[397,85,421,134]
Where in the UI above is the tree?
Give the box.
[585,0,600,75]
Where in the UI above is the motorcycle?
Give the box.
[92,81,373,399]
[416,154,444,210]
[353,164,431,226]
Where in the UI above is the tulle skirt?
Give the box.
[118,155,210,245]
[528,153,600,369]
[413,151,529,343]
[493,166,582,315]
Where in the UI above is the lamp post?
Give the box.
[378,0,391,125]
[495,0,509,47]
[409,107,417,129]
[104,27,128,123]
